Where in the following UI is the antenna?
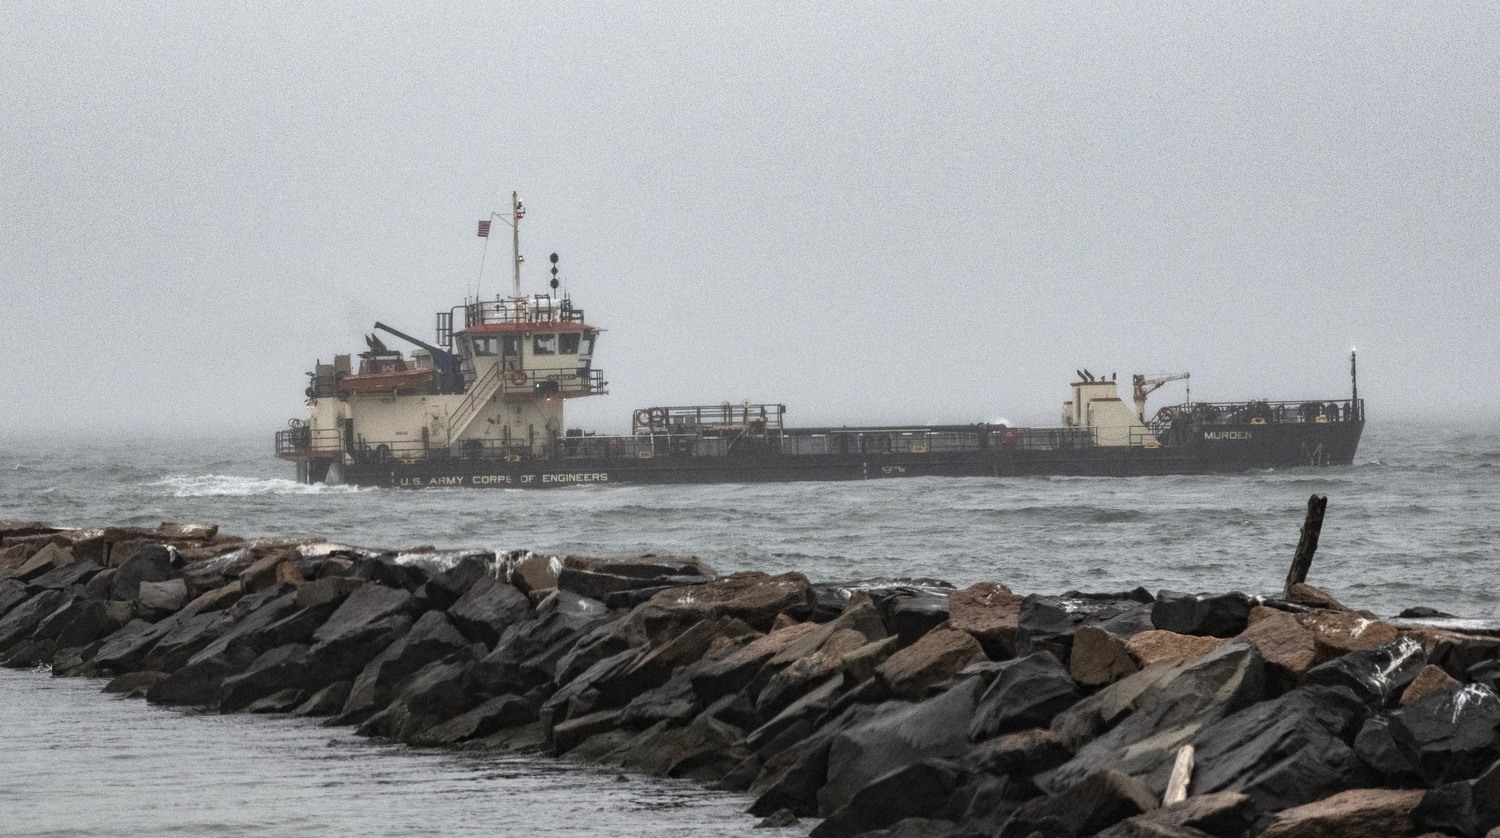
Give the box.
[1350,348,1358,403]
[511,192,524,299]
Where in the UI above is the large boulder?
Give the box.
[1038,642,1266,795]
[811,760,963,838]
[6,542,76,582]
[0,589,68,651]
[1411,757,1500,838]
[639,572,813,640]
[1257,788,1425,838]
[1151,591,1255,638]
[475,591,612,694]
[689,621,820,704]
[1071,625,1141,687]
[136,579,189,613]
[357,652,489,742]
[1094,791,1258,838]
[1188,686,1374,814]
[818,677,984,815]
[968,651,1082,742]
[446,574,532,647]
[311,583,414,648]
[1238,606,1318,680]
[337,610,472,723]
[1000,769,1159,838]
[1387,684,1500,784]
[109,545,175,601]
[946,582,1023,659]
[556,554,715,603]
[887,592,951,646]
[1125,630,1227,668]
[1300,610,1400,663]
[875,627,985,699]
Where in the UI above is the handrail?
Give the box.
[446,363,503,445]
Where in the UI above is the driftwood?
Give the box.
[1163,744,1195,805]
[1284,494,1328,597]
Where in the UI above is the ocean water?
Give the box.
[0,418,1496,835]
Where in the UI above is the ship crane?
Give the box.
[1132,372,1190,422]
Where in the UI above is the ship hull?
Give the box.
[338,419,1364,489]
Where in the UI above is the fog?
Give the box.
[3,4,1496,442]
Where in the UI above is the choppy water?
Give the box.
[1,419,1497,835]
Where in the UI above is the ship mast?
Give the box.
[511,191,523,298]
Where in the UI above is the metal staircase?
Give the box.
[446,363,503,445]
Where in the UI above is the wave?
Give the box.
[147,475,366,497]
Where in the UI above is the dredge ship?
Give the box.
[274,196,1365,489]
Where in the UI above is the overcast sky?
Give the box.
[3,3,1496,440]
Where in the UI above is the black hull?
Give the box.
[338,419,1364,489]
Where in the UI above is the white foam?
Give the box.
[149,474,366,497]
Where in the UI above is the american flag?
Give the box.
[477,220,491,238]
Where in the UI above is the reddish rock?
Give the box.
[507,551,560,595]
[946,582,1023,659]
[876,627,985,699]
[1070,625,1141,687]
[640,571,812,640]
[238,551,291,593]
[1299,611,1400,664]
[1124,629,1226,667]
[771,613,799,632]
[1239,606,1318,678]
[274,560,305,590]
[1258,788,1424,838]
[1285,582,1351,611]
[1399,664,1462,706]
[182,581,244,616]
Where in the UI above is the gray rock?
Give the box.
[819,678,985,816]
[337,610,468,723]
[289,680,353,717]
[1151,591,1255,638]
[968,651,1081,742]
[311,583,414,647]
[136,578,189,613]
[1000,769,1159,838]
[110,545,174,601]
[407,694,535,747]
[447,574,532,647]
[811,760,963,838]
[0,589,68,651]
[146,646,258,706]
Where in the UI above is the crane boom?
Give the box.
[1132,372,1190,422]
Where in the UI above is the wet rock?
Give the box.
[290,680,352,717]
[1238,606,1318,679]
[219,643,317,712]
[1050,659,1196,751]
[550,707,626,755]
[876,627,985,700]
[746,702,886,817]
[1388,684,1500,784]
[619,672,703,730]
[1188,685,1374,813]
[293,576,364,610]
[968,727,1072,777]
[408,694,535,746]
[146,645,258,705]
[136,579,188,613]
[1001,769,1159,838]
[599,616,751,709]
[1300,611,1400,664]
[690,622,820,704]
[755,809,800,828]
[1151,591,1254,638]
[447,574,532,647]
[413,554,496,611]
[1411,757,1500,838]
[503,550,560,596]
[358,652,487,743]
[946,582,1024,659]
[243,688,310,714]
[7,542,76,582]
[1125,630,1227,668]
[1039,643,1266,795]
[103,670,169,698]
[28,558,101,591]
[640,571,813,640]
[969,651,1082,742]
[623,711,753,781]
[555,613,650,687]
[1353,716,1424,786]
[1071,625,1140,687]
[337,610,470,723]
[819,678,984,815]
[1284,582,1350,611]
[1094,791,1257,838]
[1258,788,1425,838]
[349,553,430,592]
[557,554,716,603]
[1015,595,1086,663]
[1300,638,1426,706]
[755,631,879,715]
[109,545,174,601]
[1400,663,1462,705]
[312,584,414,647]
[49,599,135,649]
[475,591,612,695]
[0,589,68,651]
[888,592,951,646]
[0,580,30,618]
[236,552,291,593]
[810,759,963,838]
[179,547,254,594]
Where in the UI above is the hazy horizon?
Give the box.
[4,4,1496,441]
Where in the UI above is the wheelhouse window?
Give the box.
[559,332,581,355]
[471,337,499,357]
[502,334,522,357]
[579,333,595,356]
[533,333,557,355]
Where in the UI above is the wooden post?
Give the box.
[1284,494,1328,597]
[1164,744,1194,805]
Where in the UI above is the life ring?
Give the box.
[633,408,651,428]
[509,370,527,386]
[374,444,392,462]
[648,407,669,430]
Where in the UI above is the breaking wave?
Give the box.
[148,475,366,497]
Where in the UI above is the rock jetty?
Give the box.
[3,519,1499,838]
